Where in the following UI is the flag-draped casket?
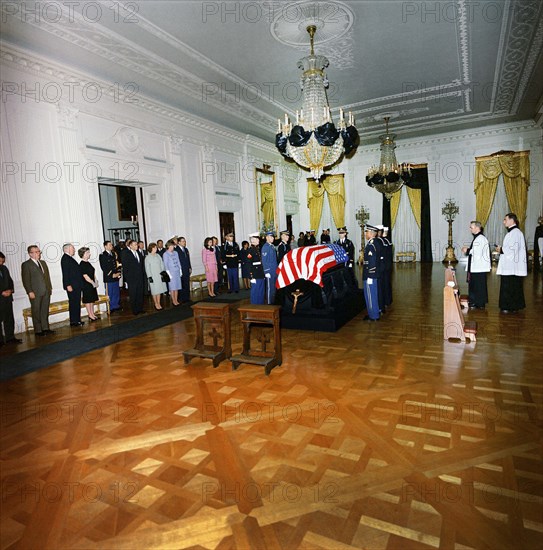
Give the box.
[275,245,365,332]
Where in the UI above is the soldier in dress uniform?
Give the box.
[320,228,331,244]
[221,232,240,293]
[248,232,265,304]
[262,231,278,304]
[277,230,290,264]
[375,225,388,313]
[306,230,317,246]
[363,224,381,321]
[336,227,355,267]
[382,227,393,308]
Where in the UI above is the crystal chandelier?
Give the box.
[275,25,359,181]
[366,117,412,200]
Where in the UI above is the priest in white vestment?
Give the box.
[496,213,527,313]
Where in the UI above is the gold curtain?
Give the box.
[390,188,402,228]
[307,175,346,231]
[474,151,530,230]
[406,187,422,229]
[261,182,275,226]
[307,181,325,232]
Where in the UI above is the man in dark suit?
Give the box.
[177,236,192,303]
[61,243,84,327]
[99,240,122,312]
[156,239,166,257]
[212,236,223,294]
[0,251,22,345]
[21,245,53,336]
[121,239,145,315]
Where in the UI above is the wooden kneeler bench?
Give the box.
[22,295,110,332]
[183,302,231,368]
[444,268,477,342]
[230,305,282,375]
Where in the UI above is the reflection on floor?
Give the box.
[1,265,542,549]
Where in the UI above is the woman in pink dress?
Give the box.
[201,237,217,297]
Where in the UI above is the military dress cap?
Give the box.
[365,224,378,232]
[383,226,389,231]
[249,232,260,238]
[225,232,234,237]
[280,230,290,236]
[310,229,316,233]
[265,230,275,236]
[338,226,348,233]
[376,224,384,230]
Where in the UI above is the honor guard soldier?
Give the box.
[248,232,265,304]
[375,225,388,313]
[336,227,355,267]
[382,227,393,308]
[261,231,278,304]
[277,230,290,264]
[99,240,122,312]
[363,224,381,320]
[221,232,240,293]
[307,230,317,245]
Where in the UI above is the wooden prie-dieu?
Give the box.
[183,302,231,367]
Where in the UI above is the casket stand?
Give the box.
[276,265,365,332]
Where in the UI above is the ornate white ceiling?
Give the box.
[2,0,542,143]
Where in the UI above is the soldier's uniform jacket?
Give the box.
[336,237,355,264]
[99,250,120,283]
[363,239,380,280]
[261,242,278,276]
[221,241,240,268]
[382,236,393,270]
[374,237,386,276]
[247,245,264,279]
[277,241,290,263]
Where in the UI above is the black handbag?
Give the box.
[160,271,170,283]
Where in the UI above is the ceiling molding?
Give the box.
[0,45,278,156]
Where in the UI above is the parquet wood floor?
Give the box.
[1,265,542,550]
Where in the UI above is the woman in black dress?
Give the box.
[78,247,99,321]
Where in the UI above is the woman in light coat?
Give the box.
[163,240,182,306]
[145,243,167,310]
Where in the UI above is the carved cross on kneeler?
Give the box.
[207,325,222,348]
[257,329,271,352]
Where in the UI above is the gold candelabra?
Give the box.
[441,198,459,265]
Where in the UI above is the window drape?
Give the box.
[474,151,530,230]
[307,175,345,232]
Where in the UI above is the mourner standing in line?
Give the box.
[496,213,527,313]
[222,232,240,293]
[21,245,53,336]
[461,221,491,309]
[248,232,265,304]
[362,225,381,321]
[99,240,122,312]
[0,251,21,345]
[61,243,84,327]
[277,230,291,264]
[336,227,355,267]
[122,239,146,315]
[262,231,278,304]
[212,236,223,295]
[177,237,192,303]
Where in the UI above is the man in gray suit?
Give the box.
[21,245,54,336]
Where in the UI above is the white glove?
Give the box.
[250,278,256,284]
[223,265,227,270]
[265,273,271,279]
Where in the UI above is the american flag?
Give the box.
[276,244,349,288]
